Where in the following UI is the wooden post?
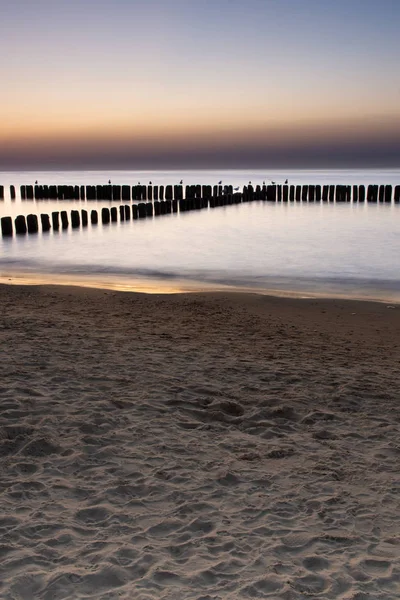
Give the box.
[308,185,315,202]
[26,185,34,199]
[172,199,178,212]
[113,185,121,201]
[302,185,308,202]
[159,185,164,200]
[289,185,295,202]
[20,185,26,200]
[335,185,344,202]
[147,186,153,201]
[27,214,39,233]
[154,200,161,215]
[40,213,51,232]
[378,185,385,203]
[160,200,166,214]
[86,186,96,200]
[353,185,358,202]
[295,185,301,202]
[122,185,131,201]
[329,185,335,202]
[49,185,57,199]
[138,203,146,218]
[394,185,400,203]
[283,185,289,202]
[71,210,80,228]
[80,185,85,200]
[384,185,392,203]
[10,185,16,199]
[91,210,98,224]
[153,186,159,201]
[315,185,321,202]
[61,211,69,229]
[101,207,110,224]
[110,207,118,222]
[81,210,88,227]
[124,205,130,220]
[367,185,378,202]
[96,185,104,200]
[0,185,4,199]
[359,185,365,203]
[52,212,60,231]
[145,202,153,217]
[132,205,138,219]
[119,205,125,221]
[1,216,13,236]
[15,215,27,234]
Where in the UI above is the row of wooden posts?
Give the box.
[1,183,400,237]
[0,183,400,203]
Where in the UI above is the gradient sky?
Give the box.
[1,0,400,169]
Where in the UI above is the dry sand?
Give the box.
[0,284,399,599]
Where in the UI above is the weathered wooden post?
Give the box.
[10,185,16,199]
[61,211,69,229]
[367,185,378,202]
[165,185,173,200]
[165,199,172,213]
[153,186,159,201]
[96,185,104,200]
[172,199,178,212]
[295,185,301,202]
[137,203,146,218]
[91,210,98,224]
[40,213,51,232]
[20,185,26,200]
[384,185,392,203]
[315,185,321,202]
[112,185,121,201]
[110,207,118,222]
[71,210,80,228]
[394,185,400,203]
[308,185,315,202]
[81,210,88,227]
[80,185,85,200]
[74,185,80,199]
[1,216,12,236]
[52,212,60,230]
[378,185,385,203]
[283,185,289,202]
[301,185,308,202]
[122,185,131,201]
[15,215,27,234]
[26,185,34,199]
[119,205,125,221]
[353,185,358,202]
[132,205,138,220]
[101,207,110,224]
[34,185,41,200]
[335,185,344,202]
[329,185,335,202]
[0,185,4,199]
[160,200,166,214]
[154,200,161,215]
[159,185,164,200]
[49,185,57,199]
[145,202,153,217]
[27,214,39,233]
[358,185,365,203]
[124,205,130,220]
[289,185,295,202]
[86,186,96,200]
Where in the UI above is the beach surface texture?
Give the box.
[0,284,399,599]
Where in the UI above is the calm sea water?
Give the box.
[1,169,400,301]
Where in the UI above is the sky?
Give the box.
[1,0,399,170]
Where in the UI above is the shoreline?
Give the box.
[1,271,400,305]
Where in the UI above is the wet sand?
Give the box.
[0,284,399,599]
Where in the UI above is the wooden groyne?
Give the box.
[1,183,400,237]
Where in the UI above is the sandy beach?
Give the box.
[0,283,399,599]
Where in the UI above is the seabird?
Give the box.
[218,180,222,184]
[284,179,288,184]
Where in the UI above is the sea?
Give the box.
[1,168,400,302]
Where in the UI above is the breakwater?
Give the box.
[1,183,400,237]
